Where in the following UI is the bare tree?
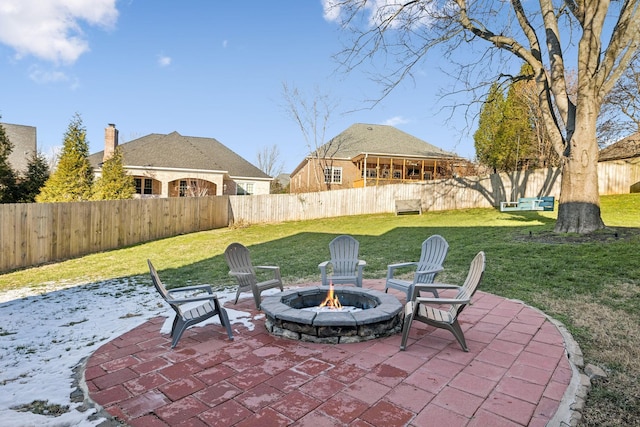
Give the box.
[281,82,345,190]
[599,55,640,144]
[326,0,640,234]
[172,179,213,197]
[256,144,284,177]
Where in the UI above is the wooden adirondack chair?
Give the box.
[148,260,234,348]
[400,251,485,352]
[224,242,283,309]
[318,235,367,287]
[385,235,449,301]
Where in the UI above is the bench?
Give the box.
[500,196,555,212]
[395,199,422,215]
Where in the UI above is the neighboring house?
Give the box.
[289,123,472,193]
[599,132,640,192]
[2,122,36,174]
[88,124,272,198]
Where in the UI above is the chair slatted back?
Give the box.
[416,235,449,284]
[224,243,257,287]
[148,259,183,316]
[329,235,360,275]
[452,251,486,316]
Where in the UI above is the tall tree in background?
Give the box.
[599,56,640,144]
[474,82,506,172]
[282,82,344,191]
[17,151,50,202]
[91,147,135,200]
[497,67,537,171]
[257,144,284,177]
[37,114,93,202]
[328,0,640,234]
[476,66,560,172]
[0,120,18,203]
[257,144,287,193]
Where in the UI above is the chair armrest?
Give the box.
[229,271,252,278]
[256,265,281,280]
[386,261,417,280]
[169,294,220,304]
[356,260,366,277]
[415,266,444,275]
[416,296,470,305]
[414,283,460,291]
[318,261,330,269]
[388,262,417,270]
[410,282,458,300]
[167,284,213,294]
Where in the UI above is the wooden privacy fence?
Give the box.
[0,197,229,272]
[1,162,636,272]
[228,162,635,224]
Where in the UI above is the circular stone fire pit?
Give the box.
[261,286,403,343]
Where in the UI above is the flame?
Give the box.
[319,283,342,310]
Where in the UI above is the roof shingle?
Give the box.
[89,131,270,179]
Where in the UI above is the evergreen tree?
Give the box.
[474,65,541,172]
[474,82,506,172]
[17,151,50,202]
[36,114,93,202]
[91,147,135,200]
[496,74,537,171]
[0,120,18,203]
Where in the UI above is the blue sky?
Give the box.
[0,0,477,173]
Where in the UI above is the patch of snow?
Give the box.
[0,278,255,426]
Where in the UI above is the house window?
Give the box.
[393,171,402,179]
[324,167,342,184]
[134,178,153,195]
[179,180,194,197]
[237,182,254,195]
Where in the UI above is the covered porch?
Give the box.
[351,154,459,188]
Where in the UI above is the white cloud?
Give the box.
[28,65,69,84]
[28,64,81,89]
[383,116,410,126]
[222,39,228,48]
[321,0,436,28]
[157,54,172,67]
[0,0,118,65]
[321,0,341,22]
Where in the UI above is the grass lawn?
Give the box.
[1,193,639,425]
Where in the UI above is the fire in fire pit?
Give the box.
[261,286,403,343]
[319,284,342,310]
[302,284,362,313]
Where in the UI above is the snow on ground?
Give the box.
[0,278,263,427]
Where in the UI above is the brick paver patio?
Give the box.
[85,280,578,426]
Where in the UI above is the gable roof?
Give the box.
[599,132,640,162]
[2,122,36,173]
[318,123,458,159]
[88,131,270,179]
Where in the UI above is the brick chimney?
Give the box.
[104,123,119,161]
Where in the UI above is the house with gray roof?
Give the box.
[2,122,36,174]
[88,124,272,197]
[289,123,471,193]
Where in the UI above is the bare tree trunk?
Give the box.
[555,100,605,233]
